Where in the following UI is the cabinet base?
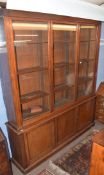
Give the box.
[11,122,94,174]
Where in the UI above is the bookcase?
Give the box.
[0,9,101,173]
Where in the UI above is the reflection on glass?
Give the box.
[13,21,50,119]
[53,24,76,107]
[78,25,96,98]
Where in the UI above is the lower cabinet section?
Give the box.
[57,109,77,144]
[7,98,95,173]
[26,120,55,164]
[77,99,95,131]
[7,126,27,169]
[7,119,55,171]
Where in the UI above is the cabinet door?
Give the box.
[57,109,77,143]
[52,24,77,107]
[77,25,97,98]
[26,120,55,164]
[12,21,50,119]
[77,99,95,131]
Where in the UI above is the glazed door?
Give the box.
[77,25,97,98]
[52,24,77,108]
[12,21,50,119]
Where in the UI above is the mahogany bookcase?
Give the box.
[0,9,101,173]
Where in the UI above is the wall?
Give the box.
[0,0,6,2]
[0,80,11,154]
[97,22,104,88]
[7,0,104,21]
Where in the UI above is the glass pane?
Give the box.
[13,21,50,119]
[13,22,48,70]
[53,24,76,107]
[78,26,96,98]
[22,97,49,118]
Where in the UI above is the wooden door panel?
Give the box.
[77,99,95,131]
[57,109,77,143]
[26,120,55,164]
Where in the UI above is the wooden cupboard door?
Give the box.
[77,100,95,131]
[26,120,55,164]
[57,109,77,143]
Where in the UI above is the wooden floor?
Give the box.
[12,120,104,175]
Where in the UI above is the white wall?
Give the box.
[7,0,104,21]
[0,80,11,155]
[0,0,6,2]
[97,22,104,88]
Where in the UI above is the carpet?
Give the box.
[54,135,92,175]
[38,131,99,175]
[38,169,54,175]
[38,161,70,175]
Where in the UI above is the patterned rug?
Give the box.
[38,132,99,175]
[54,135,92,175]
[38,169,54,175]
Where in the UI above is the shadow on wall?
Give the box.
[97,22,104,88]
[0,80,11,156]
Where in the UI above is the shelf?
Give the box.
[78,90,85,97]
[54,62,75,68]
[54,40,76,44]
[78,76,93,83]
[54,83,74,91]
[23,106,49,118]
[14,41,48,47]
[79,58,94,63]
[80,39,96,42]
[78,89,92,97]
[20,90,49,103]
[18,67,48,75]
[55,98,73,107]
[96,111,104,115]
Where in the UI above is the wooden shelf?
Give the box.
[55,97,73,107]
[96,111,104,115]
[78,90,85,97]
[18,67,48,75]
[54,62,75,68]
[23,106,49,118]
[21,90,49,103]
[15,41,48,46]
[54,83,74,91]
[78,88,92,97]
[80,39,96,42]
[79,58,94,63]
[78,76,93,83]
[54,40,76,44]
